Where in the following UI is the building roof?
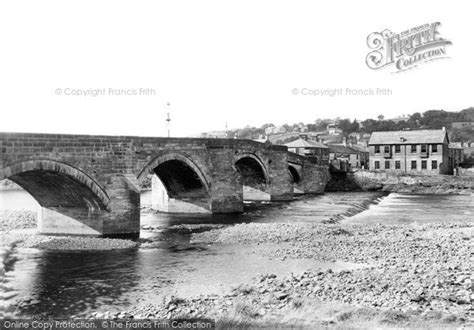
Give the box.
[448,143,464,149]
[328,144,361,154]
[368,130,449,145]
[285,138,328,149]
[349,144,369,153]
[319,134,343,144]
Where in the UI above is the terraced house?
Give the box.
[368,129,452,174]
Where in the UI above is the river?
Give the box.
[1,190,472,318]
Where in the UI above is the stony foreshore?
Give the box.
[2,204,473,328]
[90,221,473,328]
[0,211,138,253]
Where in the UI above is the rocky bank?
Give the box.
[328,170,474,195]
[2,199,472,328]
[0,211,138,253]
[91,221,473,328]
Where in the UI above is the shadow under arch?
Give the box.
[288,165,301,184]
[0,159,110,210]
[138,153,211,213]
[234,153,269,183]
[234,153,270,200]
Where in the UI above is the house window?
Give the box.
[384,145,390,153]
[395,145,401,153]
[411,160,417,170]
[432,144,438,153]
[375,161,380,169]
[375,145,380,154]
[411,145,417,153]
[385,160,390,169]
[395,160,401,169]
[421,144,427,153]
[432,160,438,169]
[422,160,427,169]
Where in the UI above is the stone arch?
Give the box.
[288,165,301,184]
[0,159,110,210]
[137,153,210,197]
[234,153,270,185]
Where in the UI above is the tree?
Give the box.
[459,107,474,121]
[338,118,352,135]
[306,123,317,132]
[260,123,275,130]
[377,115,385,121]
[349,119,360,133]
[360,119,378,133]
[315,119,332,131]
[408,112,421,128]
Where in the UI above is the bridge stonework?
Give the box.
[287,153,331,194]
[0,133,330,237]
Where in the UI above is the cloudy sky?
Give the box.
[0,1,472,137]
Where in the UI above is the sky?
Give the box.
[0,1,473,137]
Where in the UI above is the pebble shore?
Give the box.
[1,203,472,327]
[95,221,473,327]
[0,211,138,253]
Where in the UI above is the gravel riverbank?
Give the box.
[0,211,138,252]
[101,221,473,328]
[2,198,472,328]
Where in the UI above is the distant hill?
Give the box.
[200,107,474,143]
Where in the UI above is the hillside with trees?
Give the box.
[223,107,474,143]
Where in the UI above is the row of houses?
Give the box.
[285,135,369,169]
[283,128,468,175]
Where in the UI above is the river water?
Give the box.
[1,190,473,318]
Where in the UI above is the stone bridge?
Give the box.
[0,133,330,237]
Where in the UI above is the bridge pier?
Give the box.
[209,149,244,212]
[299,164,331,194]
[268,152,294,201]
[101,175,141,237]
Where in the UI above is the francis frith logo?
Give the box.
[366,22,452,72]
